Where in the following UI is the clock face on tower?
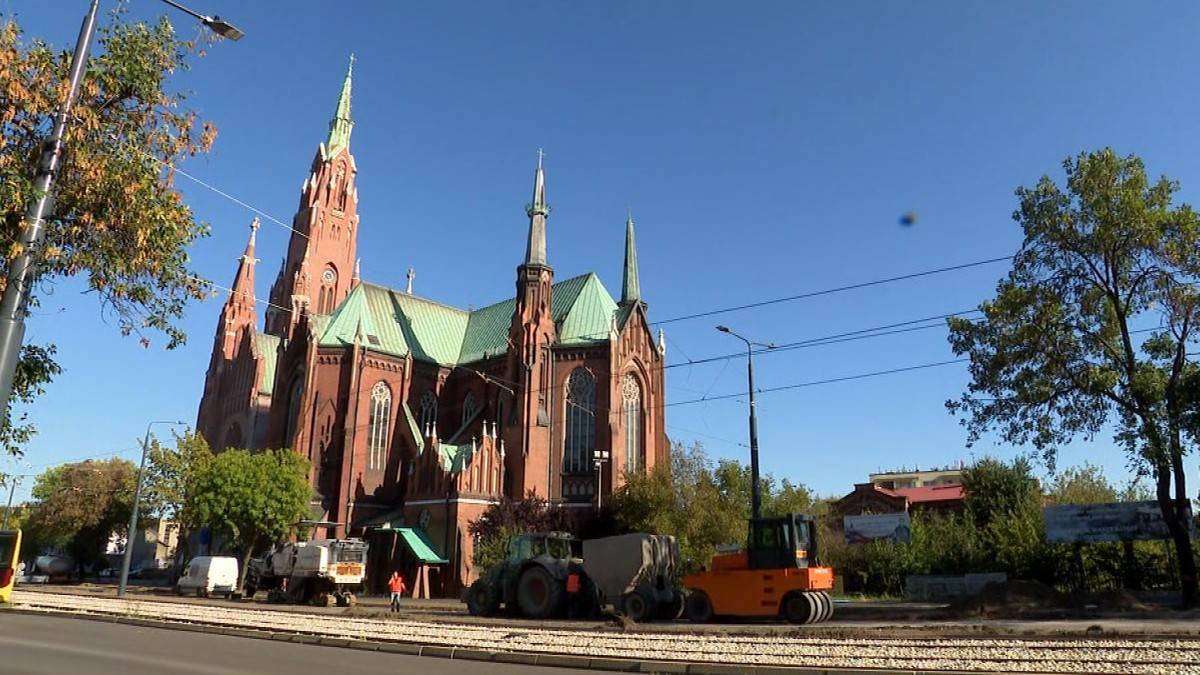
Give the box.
[322,269,336,284]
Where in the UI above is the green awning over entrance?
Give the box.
[381,526,447,565]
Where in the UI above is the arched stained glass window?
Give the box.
[368,381,391,470]
[462,391,478,425]
[622,374,644,474]
[420,390,438,437]
[563,368,596,474]
[284,377,304,446]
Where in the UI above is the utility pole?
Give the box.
[0,0,242,430]
[119,420,184,597]
[0,0,101,413]
[717,325,774,522]
[2,475,22,530]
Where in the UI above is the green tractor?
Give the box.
[466,531,590,619]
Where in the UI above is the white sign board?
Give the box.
[844,512,911,544]
[1043,501,1193,544]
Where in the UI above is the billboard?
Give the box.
[844,512,911,544]
[1043,501,1194,544]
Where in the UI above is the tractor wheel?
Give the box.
[684,590,714,623]
[516,566,564,619]
[655,591,685,621]
[620,591,652,623]
[466,580,500,617]
[816,591,834,623]
[782,592,812,624]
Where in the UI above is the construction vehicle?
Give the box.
[0,530,20,603]
[682,513,834,624]
[244,538,368,607]
[465,531,682,621]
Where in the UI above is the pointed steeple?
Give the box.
[326,54,354,155]
[523,149,550,267]
[621,209,641,306]
[230,217,260,307]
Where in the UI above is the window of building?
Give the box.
[284,377,304,446]
[367,381,391,470]
[622,373,644,474]
[462,391,478,425]
[563,368,596,474]
[420,390,438,437]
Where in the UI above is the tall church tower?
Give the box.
[266,56,361,337]
[196,218,262,450]
[505,152,558,497]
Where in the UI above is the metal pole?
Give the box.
[118,423,155,597]
[0,0,100,414]
[2,476,21,529]
[746,342,762,522]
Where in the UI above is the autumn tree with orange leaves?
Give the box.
[0,9,217,455]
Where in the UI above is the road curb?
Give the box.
[1,605,1007,675]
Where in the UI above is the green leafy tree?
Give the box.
[947,149,1200,606]
[611,442,816,573]
[144,431,212,566]
[1047,463,1118,506]
[24,458,136,571]
[962,456,1041,528]
[188,449,309,590]
[0,11,217,457]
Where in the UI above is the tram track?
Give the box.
[11,591,1200,674]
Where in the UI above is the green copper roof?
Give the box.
[438,442,476,473]
[403,400,425,454]
[555,273,618,344]
[319,273,618,365]
[256,333,280,395]
[326,56,354,154]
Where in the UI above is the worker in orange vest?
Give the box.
[388,571,407,612]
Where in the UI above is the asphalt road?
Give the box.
[0,613,597,675]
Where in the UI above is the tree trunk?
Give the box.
[238,547,254,593]
[1154,471,1197,608]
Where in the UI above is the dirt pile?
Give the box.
[951,581,1155,618]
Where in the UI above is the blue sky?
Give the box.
[4,1,1199,502]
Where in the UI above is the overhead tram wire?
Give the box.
[663,308,983,370]
[113,137,310,241]
[654,255,1015,327]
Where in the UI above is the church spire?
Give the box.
[326,54,354,155]
[523,149,550,267]
[621,209,641,306]
[230,217,259,307]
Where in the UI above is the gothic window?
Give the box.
[367,382,391,470]
[563,368,596,474]
[622,374,644,474]
[462,392,478,425]
[284,376,304,446]
[334,165,347,212]
[420,390,438,437]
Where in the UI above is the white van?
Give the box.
[176,556,239,598]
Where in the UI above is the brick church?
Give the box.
[195,60,670,594]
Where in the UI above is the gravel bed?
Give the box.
[13,591,1200,674]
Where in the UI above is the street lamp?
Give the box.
[593,449,610,511]
[118,419,186,598]
[159,0,245,40]
[0,0,243,433]
[716,325,774,522]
